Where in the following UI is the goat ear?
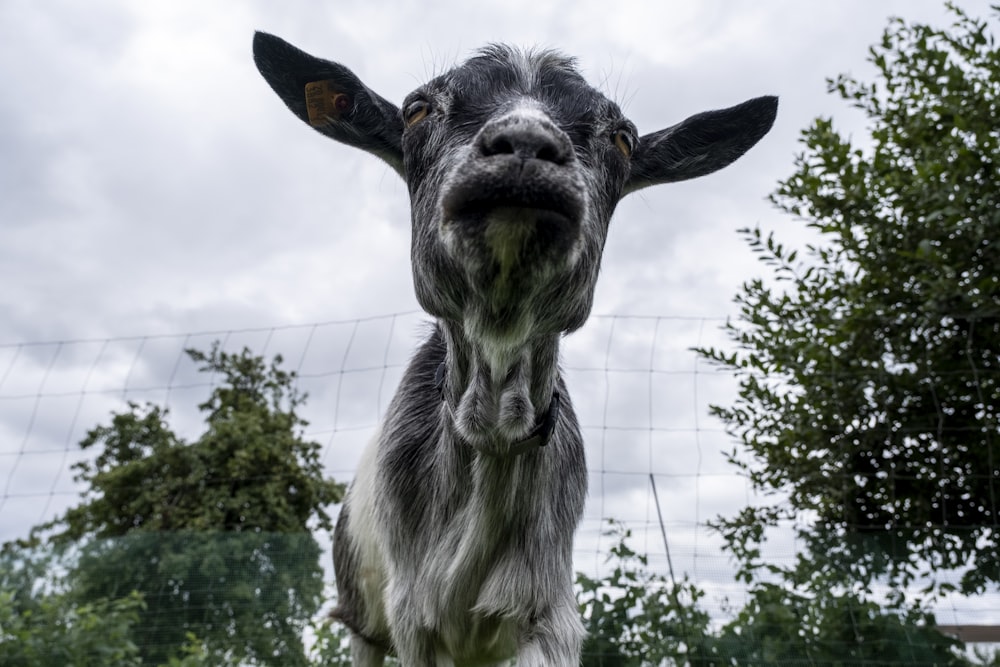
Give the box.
[623,96,778,196]
[253,32,405,177]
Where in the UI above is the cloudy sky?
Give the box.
[2,0,996,625]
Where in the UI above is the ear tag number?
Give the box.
[305,80,351,126]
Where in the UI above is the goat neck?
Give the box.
[438,319,561,457]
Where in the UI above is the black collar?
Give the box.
[434,361,560,456]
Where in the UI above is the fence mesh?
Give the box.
[1,312,997,663]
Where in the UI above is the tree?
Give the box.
[0,544,144,667]
[574,521,969,666]
[33,344,344,665]
[715,584,964,666]
[577,522,714,666]
[697,3,1000,601]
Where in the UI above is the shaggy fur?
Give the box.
[253,33,776,666]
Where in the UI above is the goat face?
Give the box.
[401,47,634,343]
[252,35,777,344]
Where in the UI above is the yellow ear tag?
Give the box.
[304,80,351,127]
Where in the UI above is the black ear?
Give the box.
[624,96,778,195]
[252,32,405,176]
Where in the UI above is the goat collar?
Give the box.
[434,361,561,456]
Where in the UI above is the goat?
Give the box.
[253,34,776,666]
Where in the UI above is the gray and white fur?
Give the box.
[252,34,777,666]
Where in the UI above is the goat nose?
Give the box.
[477,117,573,165]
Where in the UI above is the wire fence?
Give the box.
[1,311,998,661]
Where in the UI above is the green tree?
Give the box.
[697,3,1000,601]
[715,583,964,666]
[574,522,968,666]
[0,545,144,667]
[577,522,715,666]
[34,344,343,665]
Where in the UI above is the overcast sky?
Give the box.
[2,0,997,626]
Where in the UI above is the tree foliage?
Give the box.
[0,546,144,667]
[714,583,964,666]
[54,344,340,537]
[0,589,145,667]
[578,522,714,666]
[697,3,1000,599]
[576,522,968,666]
[30,344,343,665]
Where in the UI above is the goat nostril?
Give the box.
[479,124,570,165]
[489,136,516,156]
[535,144,563,164]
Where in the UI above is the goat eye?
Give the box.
[612,128,636,158]
[403,99,431,127]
